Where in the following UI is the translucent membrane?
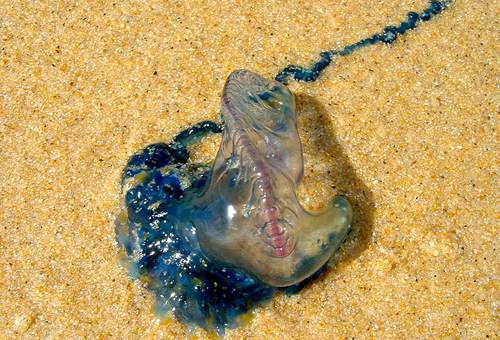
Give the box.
[192,70,352,287]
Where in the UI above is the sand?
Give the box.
[0,0,498,338]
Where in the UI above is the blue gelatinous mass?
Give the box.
[116,70,351,332]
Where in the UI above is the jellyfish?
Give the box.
[116,70,352,333]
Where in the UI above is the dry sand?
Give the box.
[0,0,498,338]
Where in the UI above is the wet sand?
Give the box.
[0,1,498,338]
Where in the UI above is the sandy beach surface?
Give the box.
[0,1,498,338]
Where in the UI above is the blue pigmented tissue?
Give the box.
[116,71,352,333]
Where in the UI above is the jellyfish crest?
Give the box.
[193,70,352,287]
[214,70,303,183]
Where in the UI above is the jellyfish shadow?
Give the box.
[286,93,374,291]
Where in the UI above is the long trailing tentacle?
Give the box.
[275,0,452,84]
[172,2,453,132]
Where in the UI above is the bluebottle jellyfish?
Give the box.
[116,70,352,332]
[115,1,452,334]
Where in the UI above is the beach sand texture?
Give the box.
[0,0,498,338]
